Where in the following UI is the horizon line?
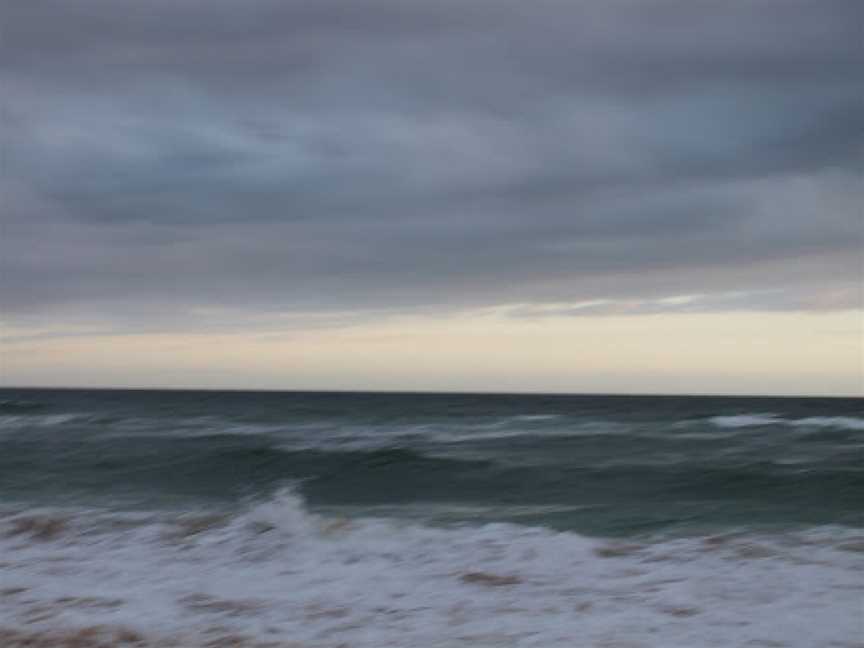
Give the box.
[1,384,860,399]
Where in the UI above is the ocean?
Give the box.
[0,388,861,647]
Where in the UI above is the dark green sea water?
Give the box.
[1,388,861,536]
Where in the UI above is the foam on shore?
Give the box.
[1,488,861,648]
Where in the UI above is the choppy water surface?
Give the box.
[0,388,861,647]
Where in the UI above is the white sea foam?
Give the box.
[786,416,864,431]
[0,489,861,648]
[708,413,782,428]
[0,413,92,431]
[710,413,864,431]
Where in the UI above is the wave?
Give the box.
[709,413,781,428]
[787,416,864,431]
[0,412,92,429]
[0,399,47,413]
[0,439,496,506]
[3,428,861,535]
[710,414,864,431]
[209,444,490,471]
[0,489,861,648]
[5,405,861,454]
[0,409,638,450]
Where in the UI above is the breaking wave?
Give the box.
[709,413,864,431]
[0,488,861,648]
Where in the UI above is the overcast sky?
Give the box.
[1,1,862,394]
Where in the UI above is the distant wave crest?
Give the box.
[710,414,864,431]
[0,399,48,413]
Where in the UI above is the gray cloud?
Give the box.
[1,0,862,330]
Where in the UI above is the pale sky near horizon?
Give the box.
[1,1,862,396]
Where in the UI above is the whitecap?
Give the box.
[787,416,864,431]
[709,413,864,431]
[709,413,781,428]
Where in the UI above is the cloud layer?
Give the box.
[2,0,862,329]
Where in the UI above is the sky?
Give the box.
[1,0,862,396]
